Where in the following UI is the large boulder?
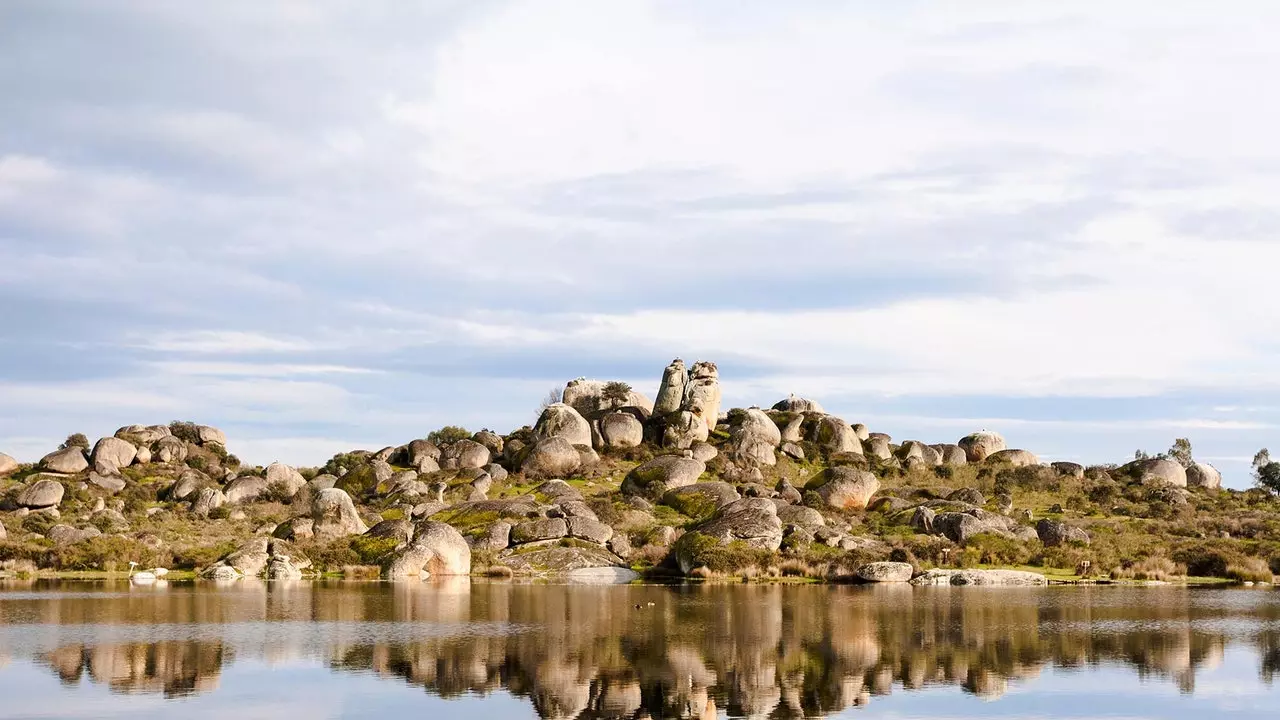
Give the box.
[660,482,740,518]
[87,472,126,494]
[439,439,491,470]
[934,512,990,544]
[772,396,825,414]
[521,436,583,479]
[806,467,879,510]
[862,435,892,461]
[931,444,968,466]
[599,412,644,448]
[384,521,471,578]
[39,447,88,474]
[621,456,706,500]
[654,358,689,415]
[310,488,368,539]
[685,361,722,433]
[196,425,227,446]
[190,487,226,517]
[816,416,862,455]
[498,544,628,577]
[511,518,569,544]
[223,475,269,504]
[958,431,1007,462]
[562,378,654,416]
[207,538,270,577]
[987,449,1040,467]
[856,561,913,583]
[264,462,306,499]
[535,403,593,447]
[16,479,64,509]
[1051,461,1086,479]
[364,518,415,545]
[116,424,171,445]
[660,410,710,449]
[910,569,1046,586]
[0,453,18,476]
[1186,462,1222,490]
[153,436,188,464]
[90,437,137,474]
[896,441,940,466]
[776,504,826,530]
[674,498,783,573]
[566,517,613,545]
[728,408,781,467]
[1131,458,1188,487]
[1036,519,1090,547]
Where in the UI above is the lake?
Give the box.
[0,580,1275,719]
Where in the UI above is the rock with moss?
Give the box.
[498,543,627,577]
[659,410,710,449]
[660,481,740,519]
[512,518,569,544]
[816,416,862,455]
[673,498,783,573]
[39,447,87,475]
[806,467,879,510]
[1036,519,1090,547]
[566,517,613,545]
[88,472,126,494]
[364,518,414,545]
[384,521,470,578]
[621,456,706,500]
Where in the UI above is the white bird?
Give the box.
[128,561,156,582]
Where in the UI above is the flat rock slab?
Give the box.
[566,567,641,585]
[910,569,1047,586]
[498,545,627,577]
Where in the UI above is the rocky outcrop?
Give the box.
[562,378,653,416]
[39,447,88,474]
[190,488,226,517]
[910,569,1047,586]
[896,441,940,466]
[498,544,627,577]
[776,505,825,530]
[931,444,968,466]
[196,425,227,446]
[661,482,740,517]
[599,412,644,448]
[685,361,721,433]
[621,456,705,500]
[153,436,187,464]
[856,561,913,583]
[384,522,470,578]
[440,439,492,470]
[90,437,137,474]
[16,479,64,509]
[807,467,879,510]
[934,512,988,544]
[0,453,18,476]
[512,518,569,544]
[87,472,126,493]
[1186,462,1222,490]
[535,403,593,447]
[987,449,1040,467]
[862,435,891,461]
[310,488,368,539]
[660,411,710,449]
[223,475,268,504]
[958,431,1007,462]
[1036,519,1090,547]
[521,437,583,479]
[1051,461,1085,478]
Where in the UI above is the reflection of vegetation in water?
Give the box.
[6,581,1279,714]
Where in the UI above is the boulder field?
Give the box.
[0,360,1268,586]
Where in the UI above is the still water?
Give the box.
[0,579,1276,719]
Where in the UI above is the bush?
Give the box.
[427,426,471,446]
[1110,556,1185,582]
[1226,557,1274,584]
[172,542,239,570]
[966,533,1033,566]
[670,533,774,573]
[188,456,208,471]
[50,536,166,572]
[168,421,202,444]
[60,433,90,451]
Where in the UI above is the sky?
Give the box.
[3,1,1280,487]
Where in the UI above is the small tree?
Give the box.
[60,433,90,450]
[427,426,471,446]
[602,381,632,407]
[539,387,562,412]
[1133,449,1151,462]
[1168,438,1193,467]
[1254,449,1280,493]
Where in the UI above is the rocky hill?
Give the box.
[0,359,1276,585]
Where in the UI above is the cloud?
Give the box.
[2,2,1280,487]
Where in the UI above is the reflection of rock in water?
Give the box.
[15,582,1272,715]
[40,642,223,698]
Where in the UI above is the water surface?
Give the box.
[0,579,1277,718]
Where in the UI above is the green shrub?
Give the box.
[172,541,239,570]
[207,506,232,520]
[50,536,165,572]
[671,533,773,573]
[1226,557,1274,583]
[427,426,471,446]
[60,433,90,450]
[350,536,399,565]
[187,456,208,471]
[168,421,202,444]
[966,533,1033,566]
